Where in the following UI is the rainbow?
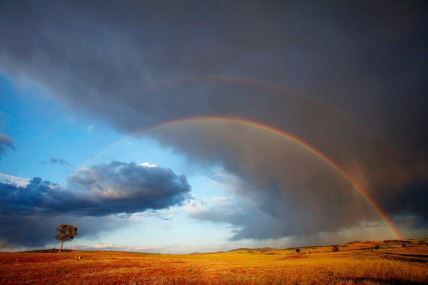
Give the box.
[153,116,402,239]
[86,115,403,239]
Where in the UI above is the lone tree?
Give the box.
[55,224,78,253]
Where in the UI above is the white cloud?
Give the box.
[140,162,157,168]
[0,173,29,187]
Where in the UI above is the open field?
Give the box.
[1,239,427,285]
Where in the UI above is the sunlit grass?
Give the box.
[0,239,427,284]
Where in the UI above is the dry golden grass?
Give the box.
[0,239,427,284]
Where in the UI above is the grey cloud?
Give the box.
[43,157,71,167]
[0,1,426,240]
[0,134,14,158]
[68,161,191,215]
[0,162,190,216]
[186,197,287,240]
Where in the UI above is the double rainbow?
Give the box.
[90,115,403,240]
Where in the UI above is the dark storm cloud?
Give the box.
[0,0,427,239]
[0,161,190,246]
[0,134,14,158]
[153,122,376,239]
[42,157,71,167]
[384,181,428,227]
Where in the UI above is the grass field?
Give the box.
[0,239,427,284]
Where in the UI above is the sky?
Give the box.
[0,0,427,252]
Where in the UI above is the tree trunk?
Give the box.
[59,240,64,254]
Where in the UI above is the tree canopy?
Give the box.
[55,224,78,253]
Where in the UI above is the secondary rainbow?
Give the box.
[186,75,403,159]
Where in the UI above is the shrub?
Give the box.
[332,246,339,252]
[295,248,300,253]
